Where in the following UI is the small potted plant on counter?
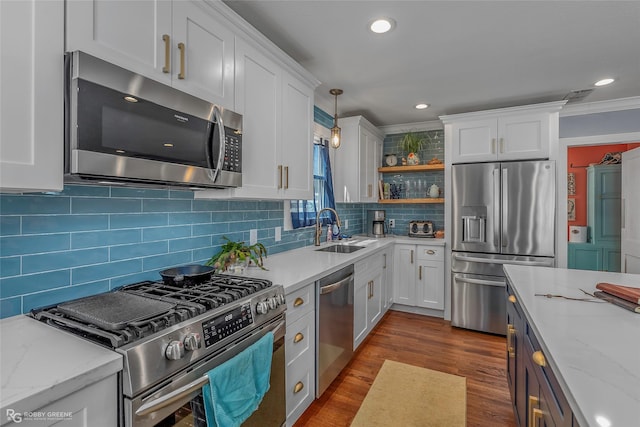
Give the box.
[400,131,425,165]
[206,236,268,273]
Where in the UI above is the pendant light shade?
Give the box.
[329,89,343,149]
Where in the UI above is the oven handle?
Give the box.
[135,318,285,417]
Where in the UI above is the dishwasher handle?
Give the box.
[319,275,353,295]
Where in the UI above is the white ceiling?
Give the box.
[223,0,640,127]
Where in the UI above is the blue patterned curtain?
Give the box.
[290,138,336,229]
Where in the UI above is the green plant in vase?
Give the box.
[400,131,425,165]
[206,236,268,273]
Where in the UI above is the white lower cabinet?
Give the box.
[382,247,394,312]
[354,250,385,350]
[284,283,315,427]
[393,243,445,312]
[7,375,118,427]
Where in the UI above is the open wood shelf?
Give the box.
[378,164,444,173]
[378,198,444,204]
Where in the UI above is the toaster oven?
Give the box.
[408,220,435,238]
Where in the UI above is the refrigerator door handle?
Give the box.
[492,167,500,248]
[453,253,553,267]
[454,276,505,288]
[502,167,508,248]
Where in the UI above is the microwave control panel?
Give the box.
[223,129,241,172]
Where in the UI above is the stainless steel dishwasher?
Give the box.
[316,264,354,397]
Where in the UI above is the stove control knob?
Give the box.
[165,340,185,360]
[268,297,278,310]
[184,332,202,351]
[256,301,269,314]
[277,294,286,305]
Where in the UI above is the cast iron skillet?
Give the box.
[160,264,214,287]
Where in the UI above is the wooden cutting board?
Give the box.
[596,282,640,305]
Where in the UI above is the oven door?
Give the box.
[125,316,285,427]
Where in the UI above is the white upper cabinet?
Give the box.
[197,39,316,200]
[334,116,383,202]
[0,0,64,192]
[441,101,565,164]
[280,71,314,199]
[66,0,235,108]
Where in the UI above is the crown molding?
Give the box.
[205,0,320,89]
[560,96,640,117]
[380,120,443,135]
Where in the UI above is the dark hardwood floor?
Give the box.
[294,310,517,427]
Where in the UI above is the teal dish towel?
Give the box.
[202,331,274,427]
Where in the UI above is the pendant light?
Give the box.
[329,88,343,149]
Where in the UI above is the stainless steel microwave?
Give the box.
[64,51,242,189]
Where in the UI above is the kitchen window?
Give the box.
[288,135,336,229]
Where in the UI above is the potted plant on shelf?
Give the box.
[400,131,425,165]
[206,236,268,273]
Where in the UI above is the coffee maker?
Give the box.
[367,210,387,238]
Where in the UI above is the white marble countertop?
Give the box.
[0,315,123,424]
[240,235,445,294]
[503,265,640,427]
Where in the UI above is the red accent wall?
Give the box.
[567,143,640,239]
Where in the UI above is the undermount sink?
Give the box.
[315,244,365,254]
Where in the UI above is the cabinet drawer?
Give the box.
[416,245,444,261]
[355,250,384,275]
[286,283,315,324]
[525,323,572,426]
[285,311,314,364]
[285,340,315,423]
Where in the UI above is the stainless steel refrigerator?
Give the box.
[451,160,556,335]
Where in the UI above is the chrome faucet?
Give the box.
[314,208,341,246]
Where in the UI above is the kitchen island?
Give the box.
[504,265,640,427]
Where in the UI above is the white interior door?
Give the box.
[621,146,640,273]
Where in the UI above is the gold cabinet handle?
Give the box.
[533,408,543,423]
[507,324,515,358]
[293,332,304,343]
[426,249,435,255]
[284,166,289,189]
[500,137,504,153]
[532,350,546,367]
[277,165,283,189]
[383,253,387,269]
[294,381,304,394]
[410,250,414,264]
[528,395,540,427]
[293,297,304,307]
[491,138,496,154]
[162,34,171,73]
[177,42,186,79]
[419,265,422,280]
[508,294,517,303]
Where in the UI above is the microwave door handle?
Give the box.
[209,106,225,184]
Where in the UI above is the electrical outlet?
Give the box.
[275,226,281,242]
[389,219,395,228]
[250,229,257,245]
[344,219,349,229]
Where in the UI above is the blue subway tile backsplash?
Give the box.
[0,126,444,318]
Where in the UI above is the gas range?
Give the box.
[30,274,286,425]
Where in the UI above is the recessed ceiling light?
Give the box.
[594,78,615,87]
[123,96,138,103]
[415,103,429,110]
[163,143,174,148]
[370,18,395,34]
